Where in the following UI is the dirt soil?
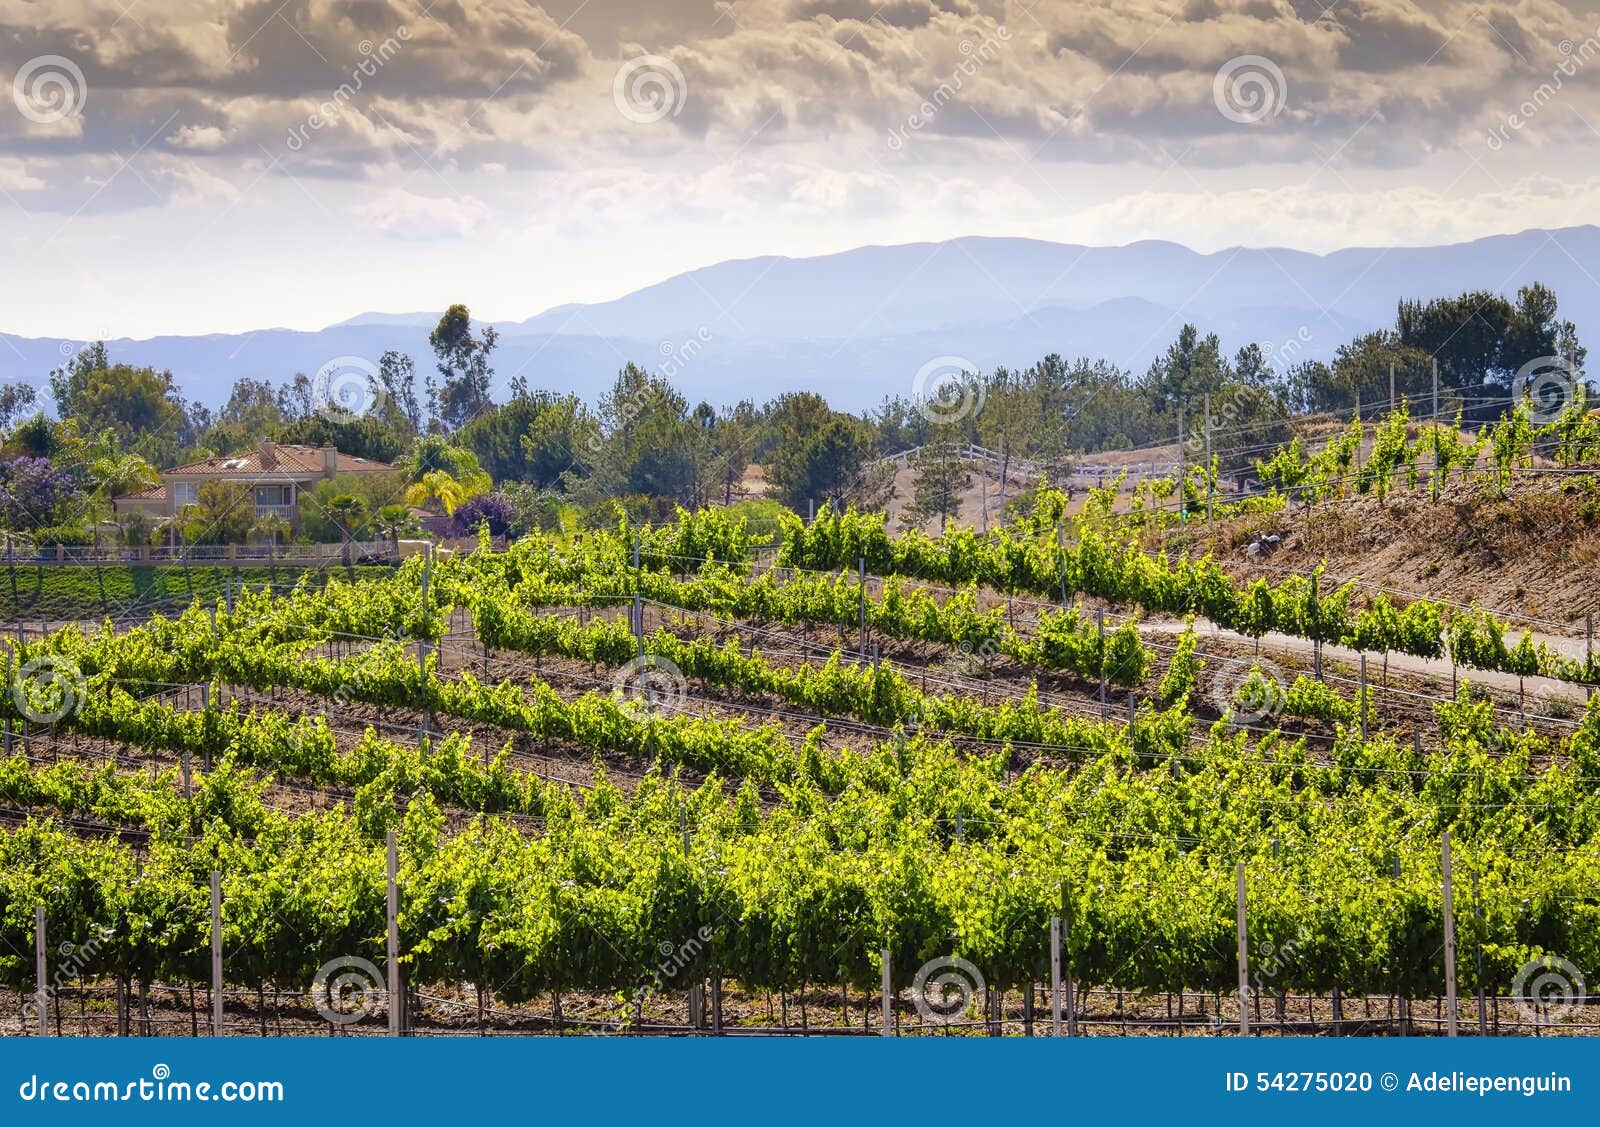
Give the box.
[1160,472,1600,631]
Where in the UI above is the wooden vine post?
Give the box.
[1236,861,1250,1037]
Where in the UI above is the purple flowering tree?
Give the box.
[449,491,514,538]
[0,457,83,531]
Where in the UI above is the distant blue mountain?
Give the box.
[6,226,1598,412]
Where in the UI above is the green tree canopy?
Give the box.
[429,304,498,430]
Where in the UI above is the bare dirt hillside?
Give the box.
[1161,473,1600,631]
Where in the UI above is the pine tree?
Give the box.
[907,440,970,532]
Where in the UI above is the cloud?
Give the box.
[166,123,230,151]
[0,157,44,191]
[5,0,1598,189]
[355,187,489,236]
[1056,173,1600,252]
[6,0,1600,301]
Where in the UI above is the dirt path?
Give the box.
[1143,618,1596,706]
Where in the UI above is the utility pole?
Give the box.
[1203,393,1213,521]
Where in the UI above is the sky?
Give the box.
[5,0,1600,339]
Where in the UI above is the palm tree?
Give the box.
[250,510,292,560]
[87,451,160,504]
[404,469,481,516]
[372,503,421,559]
[324,494,366,566]
[398,436,491,517]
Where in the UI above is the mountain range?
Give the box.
[7,226,1600,413]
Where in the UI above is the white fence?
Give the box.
[878,443,1181,488]
[2,540,398,566]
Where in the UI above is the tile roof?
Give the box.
[163,445,393,477]
[118,484,167,501]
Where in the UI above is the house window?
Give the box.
[173,482,198,507]
[254,485,292,507]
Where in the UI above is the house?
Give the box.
[113,441,396,530]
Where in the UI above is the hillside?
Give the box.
[11,226,1600,412]
[1164,473,1600,632]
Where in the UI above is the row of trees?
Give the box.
[1,283,1588,543]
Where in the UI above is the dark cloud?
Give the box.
[1,0,1596,213]
[787,0,975,29]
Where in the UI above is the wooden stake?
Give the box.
[34,906,47,1038]
[387,830,401,1036]
[1177,401,1185,516]
[1310,571,1322,681]
[1097,608,1107,718]
[1236,861,1250,1037]
[1443,830,1458,1037]
[210,871,223,1035]
[858,556,868,658]
[1359,654,1368,742]
[1473,874,1487,1037]
[1065,904,1077,1037]
[1050,916,1062,1036]
[880,949,892,1036]
[418,546,432,677]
